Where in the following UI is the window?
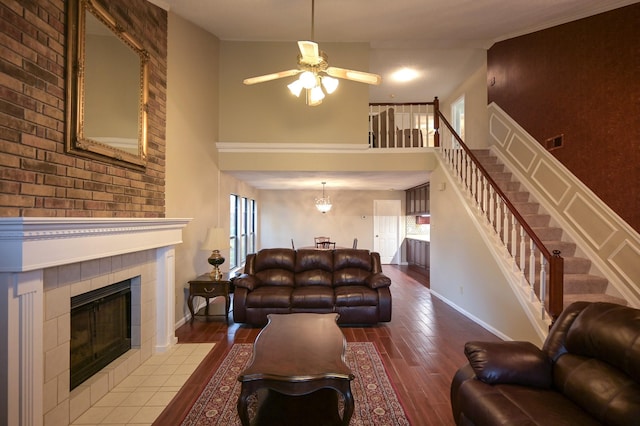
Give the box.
[451,95,465,142]
[230,194,238,269]
[229,194,256,270]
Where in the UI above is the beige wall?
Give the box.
[166,13,223,321]
[220,150,438,174]
[429,165,542,344]
[441,58,489,150]
[259,189,405,251]
[219,41,371,144]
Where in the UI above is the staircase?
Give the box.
[472,149,626,308]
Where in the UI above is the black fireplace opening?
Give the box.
[70,279,132,390]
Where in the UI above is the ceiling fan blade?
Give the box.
[298,40,321,64]
[326,67,382,85]
[243,69,301,85]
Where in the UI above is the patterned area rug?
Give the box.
[181,342,410,425]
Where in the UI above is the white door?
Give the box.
[373,200,401,264]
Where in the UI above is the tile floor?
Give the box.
[71,343,215,425]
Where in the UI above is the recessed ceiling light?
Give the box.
[391,68,419,82]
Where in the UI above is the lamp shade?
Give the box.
[321,76,339,94]
[299,71,317,89]
[287,79,304,97]
[201,227,227,251]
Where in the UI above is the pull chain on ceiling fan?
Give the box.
[243,0,382,106]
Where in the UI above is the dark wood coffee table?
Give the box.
[237,313,355,426]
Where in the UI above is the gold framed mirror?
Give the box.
[65,0,148,169]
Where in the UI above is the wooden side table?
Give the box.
[188,273,230,323]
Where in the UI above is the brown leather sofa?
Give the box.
[232,248,392,326]
[451,301,640,426]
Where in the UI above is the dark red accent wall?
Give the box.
[0,0,167,217]
[487,4,640,232]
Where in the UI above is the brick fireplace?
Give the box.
[0,217,189,426]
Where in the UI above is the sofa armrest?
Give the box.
[367,273,391,289]
[234,274,259,291]
[464,341,552,389]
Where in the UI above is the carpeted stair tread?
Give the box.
[523,214,551,227]
[483,163,505,173]
[489,172,513,182]
[497,181,522,191]
[541,240,577,256]
[511,201,540,214]
[562,274,608,293]
[562,257,592,274]
[502,191,530,202]
[532,226,563,241]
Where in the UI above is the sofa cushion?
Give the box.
[295,270,333,287]
[334,249,372,271]
[456,378,601,426]
[333,250,374,286]
[291,286,335,309]
[246,286,292,309]
[252,248,296,287]
[565,302,640,383]
[296,249,333,272]
[554,353,640,426]
[464,341,552,389]
[334,285,378,306]
[295,249,333,287]
[255,248,296,270]
[255,269,295,287]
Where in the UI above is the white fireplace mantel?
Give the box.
[0,217,191,426]
[0,217,191,272]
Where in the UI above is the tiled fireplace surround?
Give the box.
[0,218,190,426]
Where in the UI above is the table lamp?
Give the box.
[201,227,226,280]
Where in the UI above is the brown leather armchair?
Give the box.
[233,248,392,326]
[451,301,640,425]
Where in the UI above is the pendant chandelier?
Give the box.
[315,182,332,213]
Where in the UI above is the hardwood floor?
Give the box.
[153,265,501,425]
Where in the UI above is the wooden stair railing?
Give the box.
[368,101,438,148]
[436,110,564,324]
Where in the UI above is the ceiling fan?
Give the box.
[242,0,382,106]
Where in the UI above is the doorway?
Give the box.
[373,200,401,264]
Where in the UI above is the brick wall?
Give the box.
[0,0,167,217]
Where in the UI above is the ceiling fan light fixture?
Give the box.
[242,0,381,105]
[346,70,380,85]
[299,71,317,89]
[287,79,304,97]
[309,85,325,105]
[321,76,339,94]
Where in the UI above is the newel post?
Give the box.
[548,250,564,325]
[433,96,440,147]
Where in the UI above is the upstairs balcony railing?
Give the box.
[369,99,440,148]
[436,109,564,324]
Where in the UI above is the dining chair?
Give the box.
[314,236,330,248]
